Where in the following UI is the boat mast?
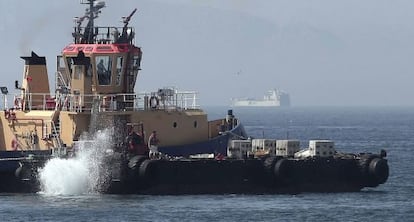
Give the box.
[84,0,95,44]
[73,0,106,44]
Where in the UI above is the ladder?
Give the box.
[50,119,65,156]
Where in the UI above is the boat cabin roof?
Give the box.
[63,43,140,55]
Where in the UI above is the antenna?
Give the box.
[116,8,138,43]
[77,0,106,43]
[286,119,292,139]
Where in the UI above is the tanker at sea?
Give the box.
[231,89,290,107]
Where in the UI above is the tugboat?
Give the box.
[0,1,388,194]
[0,0,246,192]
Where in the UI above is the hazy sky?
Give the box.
[0,0,413,106]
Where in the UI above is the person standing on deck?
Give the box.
[148,131,160,159]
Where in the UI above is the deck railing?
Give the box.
[1,90,200,112]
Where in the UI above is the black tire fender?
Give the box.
[128,155,148,170]
[263,157,278,173]
[14,163,23,178]
[138,159,158,182]
[274,158,291,180]
[14,162,33,180]
[368,158,389,184]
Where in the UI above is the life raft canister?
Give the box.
[149,96,159,109]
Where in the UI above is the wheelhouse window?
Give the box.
[66,57,74,77]
[95,56,112,85]
[132,55,140,70]
[131,55,140,76]
[116,56,123,86]
[58,56,65,69]
[86,64,92,77]
[73,65,82,80]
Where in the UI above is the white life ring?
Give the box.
[149,96,159,109]
[14,98,23,110]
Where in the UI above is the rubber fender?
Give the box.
[138,159,158,182]
[128,155,148,170]
[14,163,33,180]
[263,157,278,173]
[14,163,23,178]
[274,158,291,180]
[368,158,389,184]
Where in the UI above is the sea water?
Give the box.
[0,107,413,221]
[38,128,114,195]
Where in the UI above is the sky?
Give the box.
[0,0,413,106]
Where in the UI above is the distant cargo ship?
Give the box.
[231,89,290,107]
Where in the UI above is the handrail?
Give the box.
[72,26,136,45]
[50,121,62,148]
[2,90,201,113]
[9,118,46,139]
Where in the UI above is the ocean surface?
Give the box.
[1,106,413,221]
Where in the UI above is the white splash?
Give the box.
[39,128,114,195]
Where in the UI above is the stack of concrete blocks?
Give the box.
[294,140,335,158]
[309,140,335,157]
[276,140,300,157]
[227,140,252,159]
[252,139,277,156]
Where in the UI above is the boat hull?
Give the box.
[0,151,50,193]
[0,125,247,193]
[110,154,388,194]
[0,151,388,194]
[158,123,247,157]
